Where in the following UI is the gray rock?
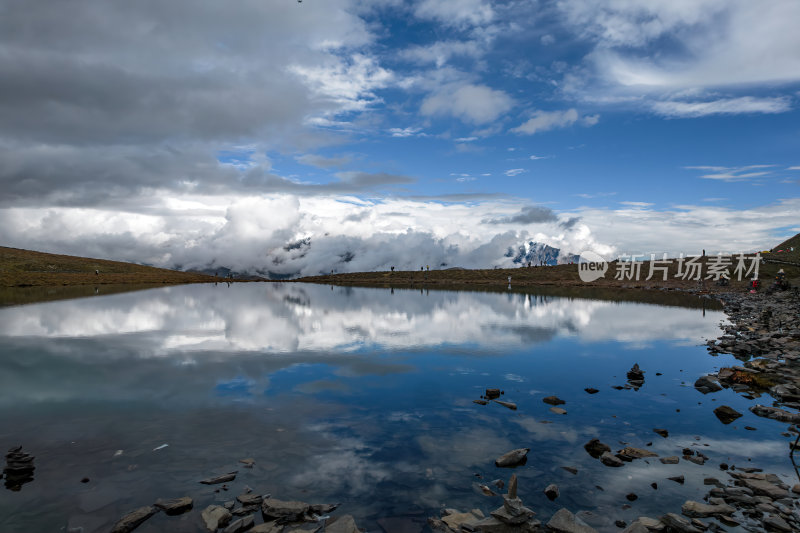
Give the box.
[237,493,265,506]
[763,514,792,532]
[494,448,530,468]
[616,447,658,461]
[600,451,623,467]
[544,484,559,501]
[261,498,311,524]
[110,506,159,533]
[547,508,598,533]
[713,405,743,424]
[653,428,669,438]
[583,439,610,459]
[549,407,567,415]
[493,400,517,410]
[659,456,680,464]
[659,513,702,533]
[543,396,565,405]
[202,505,233,532]
[154,497,193,516]
[694,376,722,394]
[250,521,283,533]
[199,471,238,485]
[224,515,255,533]
[750,405,800,424]
[325,514,359,533]
[739,478,789,499]
[680,500,735,518]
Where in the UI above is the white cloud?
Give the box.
[504,168,526,177]
[511,108,598,135]
[788,166,800,170]
[398,40,484,68]
[559,0,800,91]
[619,201,653,207]
[289,53,393,113]
[388,127,426,138]
[413,0,494,29]
[455,137,478,142]
[685,165,776,182]
[652,96,791,117]
[540,34,555,45]
[421,83,514,124]
[529,155,550,160]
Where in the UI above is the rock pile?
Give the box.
[3,446,35,491]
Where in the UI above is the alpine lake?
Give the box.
[0,282,796,532]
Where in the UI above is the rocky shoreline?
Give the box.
[429,289,800,533]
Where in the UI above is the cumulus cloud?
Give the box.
[510,108,598,134]
[296,154,351,168]
[421,83,514,124]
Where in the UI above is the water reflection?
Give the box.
[3,284,774,533]
[0,283,724,355]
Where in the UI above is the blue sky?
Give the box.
[0,0,798,275]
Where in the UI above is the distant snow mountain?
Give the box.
[505,241,579,266]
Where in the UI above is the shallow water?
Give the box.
[0,283,794,532]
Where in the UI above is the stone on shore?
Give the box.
[495,448,530,468]
[110,506,159,533]
[261,497,318,524]
[251,521,284,533]
[547,508,598,533]
[326,515,361,533]
[237,493,265,506]
[223,516,256,533]
[659,456,680,464]
[694,375,722,394]
[749,405,800,424]
[154,497,193,515]
[681,500,735,518]
[659,513,702,533]
[202,505,233,532]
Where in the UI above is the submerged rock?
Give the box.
[199,471,238,485]
[544,484,559,501]
[493,400,517,410]
[543,396,565,405]
[583,439,610,459]
[653,428,669,438]
[713,405,743,424]
[495,448,530,468]
[694,375,722,394]
[110,506,159,533]
[616,447,658,462]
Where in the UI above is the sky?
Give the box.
[1,0,799,277]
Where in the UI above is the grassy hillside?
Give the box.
[0,246,221,287]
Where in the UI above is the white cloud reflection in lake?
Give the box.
[0,283,724,356]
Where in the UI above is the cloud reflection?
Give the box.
[0,284,724,356]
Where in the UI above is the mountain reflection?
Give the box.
[0,283,723,354]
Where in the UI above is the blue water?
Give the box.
[0,283,794,532]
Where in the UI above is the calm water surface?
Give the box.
[0,283,793,532]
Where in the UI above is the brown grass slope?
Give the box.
[0,246,219,287]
